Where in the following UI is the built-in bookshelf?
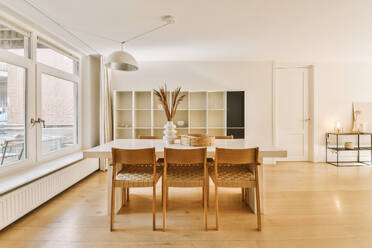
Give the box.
[113,90,244,139]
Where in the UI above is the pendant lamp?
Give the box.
[105,15,175,71]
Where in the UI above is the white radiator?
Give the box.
[0,158,98,230]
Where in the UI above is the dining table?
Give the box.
[83,139,287,215]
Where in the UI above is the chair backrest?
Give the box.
[138,135,162,139]
[164,147,206,165]
[215,135,233,139]
[215,147,259,165]
[111,147,156,181]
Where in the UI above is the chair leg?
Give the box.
[245,188,249,206]
[162,177,164,207]
[166,186,169,205]
[255,168,262,231]
[122,186,127,206]
[126,188,130,202]
[153,184,156,231]
[204,185,208,231]
[110,184,115,231]
[215,183,219,231]
[162,182,167,232]
[241,188,245,202]
[207,178,210,208]
[202,186,205,205]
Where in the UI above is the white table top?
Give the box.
[83,139,287,159]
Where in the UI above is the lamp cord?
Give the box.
[23,0,174,52]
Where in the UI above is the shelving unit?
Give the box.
[326,132,372,166]
[114,90,243,139]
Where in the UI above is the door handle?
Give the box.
[37,118,46,128]
[30,118,46,128]
[30,118,37,127]
[304,118,311,121]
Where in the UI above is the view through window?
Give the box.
[0,23,29,58]
[41,74,77,154]
[0,62,26,166]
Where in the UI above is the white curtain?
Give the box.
[99,56,113,171]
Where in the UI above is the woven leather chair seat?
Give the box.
[209,164,255,188]
[166,164,205,187]
[116,165,162,187]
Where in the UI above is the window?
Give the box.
[0,19,81,168]
[0,23,30,58]
[0,62,26,166]
[37,41,78,74]
[40,74,77,154]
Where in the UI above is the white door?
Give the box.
[276,67,310,161]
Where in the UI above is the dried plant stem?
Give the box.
[153,84,185,121]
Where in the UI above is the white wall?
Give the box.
[111,61,274,146]
[111,60,372,162]
[316,62,372,161]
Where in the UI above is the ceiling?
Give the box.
[2,0,372,61]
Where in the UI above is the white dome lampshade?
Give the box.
[105,50,138,71]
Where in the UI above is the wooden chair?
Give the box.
[215,135,233,139]
[138,135,162,139]
[210,147,261,231]
[162,148,208,231]
[110,147,162,231]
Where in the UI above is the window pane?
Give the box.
[0,62,26,166]
[37,42,78,74]
[41,74,77,154]
[0,24,29,57]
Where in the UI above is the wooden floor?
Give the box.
[2,162,372,247]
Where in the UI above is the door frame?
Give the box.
[272,62,318,162]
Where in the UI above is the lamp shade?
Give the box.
[105,50,138,71]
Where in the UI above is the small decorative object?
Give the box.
[153,84,185,144]
[359,123,366,132]
[180,134,215,147]
[177,120,185,127]
[335,121,342,133]
[353,110,361,132]
[345,142,354,150]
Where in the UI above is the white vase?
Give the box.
[163,121,177,144]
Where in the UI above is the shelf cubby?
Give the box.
[190,92,207,110]
[135,110,151,128]
[190,128,207,134]
[208,110,225,127]
[153,128,164,137]
[134,128,151,138]
[153,110,167,128]
[208,128,226,136]
[115,110,132,128]
[208,91,225,110]
[190,110,206,127]
[174,110,189,128]
[178,91,189,110]
[135,91,151,109]
[116,128,133,139]
[116,91,132,109]
[176,128,188,136]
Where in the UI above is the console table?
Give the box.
[326,132,372,166]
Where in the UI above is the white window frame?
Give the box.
[36,63,81,163]
[0,49,35,170]
[0,17,83,172]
